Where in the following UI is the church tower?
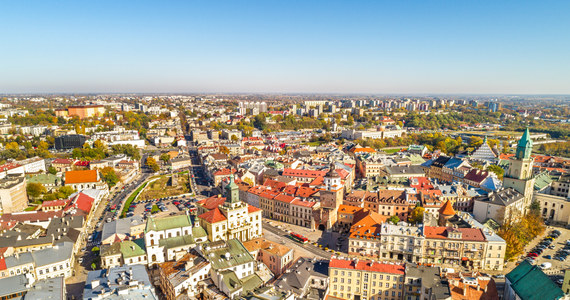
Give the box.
[503,128,535,209]
[320,162,344,230]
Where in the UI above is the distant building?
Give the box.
[67,105,105,119]
[54,134,87,150]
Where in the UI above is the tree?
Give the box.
[27,182,46,198]
[146,157,160,172]
[469,136,483,148]
[100,167,120,187]
[48,166,57,175]
[387,215,400,225]
[57,186,76,199]
[160,153,171,164]
[219,146,230,155]
[529,200,541,216]
[231,134,239,141]
[486,165,505,180]
[408,206,425,224]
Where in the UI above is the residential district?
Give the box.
[0,95,568,300]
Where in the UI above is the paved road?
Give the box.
[263,221,332,259]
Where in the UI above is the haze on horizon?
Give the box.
[1,1,569,95]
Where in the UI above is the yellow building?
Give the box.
[329,257,405,300]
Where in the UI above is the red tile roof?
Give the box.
[291,198,316,208]
[52,158,75,165]
[197,195,227,211]
[424,226,486,241]
[247,205,262,213]
[330,258,405,274]
[67,193,95,213]
[0,257,6,271]
[213,168,236,176]
[463,169,490,183]
[199,208,227,223]
[42,199,68,207]
[274,193,295,204]
[282,168,326,178]
[0,163,22,172]
[65,170,99,184]
[262,179,286,191]
[439,200,455,215]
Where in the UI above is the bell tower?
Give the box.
[503,128,535,209]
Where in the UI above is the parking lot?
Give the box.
[518,226,570,285]
[127,196,198,219]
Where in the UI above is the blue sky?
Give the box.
[1,1,569,94]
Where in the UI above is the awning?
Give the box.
[462,257,469,261]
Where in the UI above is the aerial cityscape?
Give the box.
[1,1,570,300]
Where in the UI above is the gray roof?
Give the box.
[0,274,29,297]
[386,165,425,176]
[24,276,65,300]
[477,188,524,207]
[274,257,329,297]
[5,252,34,268]
[83,264,156,300]
[404,265,451,299]
[102,216,144,242]
[32,241,74,267]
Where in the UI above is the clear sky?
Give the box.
[1,1,569,94]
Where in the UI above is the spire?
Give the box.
[516,127,533,160]
[224,174,240,204]
[325,161,340,178]
[483,135,488,144]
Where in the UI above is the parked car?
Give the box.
[527,253,538,257]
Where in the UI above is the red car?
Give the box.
[527,253,538,257]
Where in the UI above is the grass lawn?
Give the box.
[137,175,190,201]
[24,207,37,211]
[120,182,148,218]
[304,141,324,146]
[151,205,160,214]
[382,148,403,154]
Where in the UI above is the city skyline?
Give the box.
[1,1,569,94]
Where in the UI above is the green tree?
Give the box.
[486,165,505,180]
[408,206,425,224]
[48,166,57,175]
[146,157,160,172]
[100,167,120,187]
[160,153,171,164]
[57,186,76,199]
[388,215,400,225]
[27,182,46,198]
[231,134,239,141]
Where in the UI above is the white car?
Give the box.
[540,262,552,270]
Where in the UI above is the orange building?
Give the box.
[67,105,105,119]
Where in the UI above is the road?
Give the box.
[262,221,332,259]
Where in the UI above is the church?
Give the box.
[473,128,535,225]
[197,175,263,242]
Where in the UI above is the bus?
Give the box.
[290,232,308,244]
[110,204,117,213]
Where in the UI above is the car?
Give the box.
[549,245,556,249]
[494,274,505,279]
[527,253,538,257]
